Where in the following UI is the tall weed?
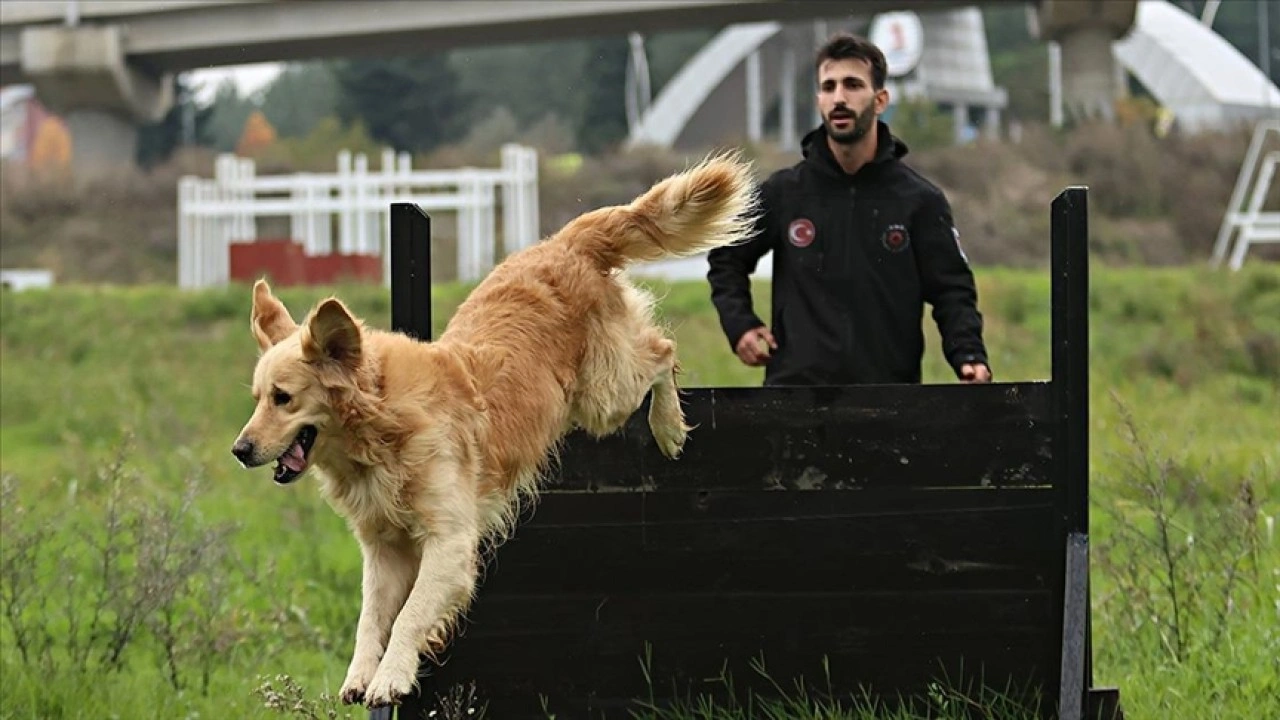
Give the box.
[0,439,299,706]
[1092,397,1279,718]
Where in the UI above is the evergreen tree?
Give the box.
[260,61,340,139]
[448,40,589,130]
[575,37,630,155]
[135,76,215,169]
[205,80,257,153]
[332,53,470,154]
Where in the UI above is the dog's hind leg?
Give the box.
[645,334,689,459]
[339,532,418,705]
[362,463,482,709]
[572,280,690,457]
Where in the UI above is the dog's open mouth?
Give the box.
[274,425,317,485]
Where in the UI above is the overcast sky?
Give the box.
[187,61,283,104]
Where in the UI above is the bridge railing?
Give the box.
[176,143,538,289]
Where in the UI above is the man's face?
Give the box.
[816,58,887,145]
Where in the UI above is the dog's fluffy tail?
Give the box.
[563,152,759,271]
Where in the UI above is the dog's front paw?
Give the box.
[650,417,688,460]
[339,659,378,705]
[339,684,366,706]
[363,664,416,709]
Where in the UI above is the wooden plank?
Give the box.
[455,589,1056,642]
[1059,532,1089,720]
[522,485,1055,525]
[550,382,1055,492]
[412,591,1056,719]
[483,490,1058,594]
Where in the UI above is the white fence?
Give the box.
[0,269,54,292]
[177,143,539,288]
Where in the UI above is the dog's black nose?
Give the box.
[231,439,256,465]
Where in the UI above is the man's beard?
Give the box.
[825,99,877,145]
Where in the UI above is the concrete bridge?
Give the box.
[0,0,1137,172]
[627,0,1280,152]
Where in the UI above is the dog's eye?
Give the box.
[272,390,292,406]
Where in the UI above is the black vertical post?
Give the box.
[374,203,432,720]
[390,203,433,341]
[1050,186,1090,720]
[1051,186,1089,535]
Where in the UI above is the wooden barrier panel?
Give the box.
[377,187,1119,720]
[548,383,1055,492]
[389,384,1061,718]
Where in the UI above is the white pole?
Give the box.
[290,180,304,252]
[1259,0,1272,93]
[381,148,395,265]
[210,158,227,288]
[525,147,539,249]
[355,152,369,255]
[1049,42,1064,128]
[746,49,763,143]
[337,150,353,254]
[472,175,485,279]
[780,44,797,150]
[1200,0,1223,27]
[625,32,652,133]
[480,178,495,275]
[245,158,255,245]
[457,174,473,282]
[203,181,218,288]
[500,145,515,257]
[316,181,330,255]
[812,19,828,127]
[178,177,192,288]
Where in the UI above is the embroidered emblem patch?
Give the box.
[787,218,815,248]
[881,224,910,253]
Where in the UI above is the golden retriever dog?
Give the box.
[230,153,757,708]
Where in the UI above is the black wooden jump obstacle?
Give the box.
[368,187,1122,720]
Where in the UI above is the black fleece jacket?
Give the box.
[708,121,988,386]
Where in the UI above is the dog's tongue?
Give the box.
[281,441,308,473]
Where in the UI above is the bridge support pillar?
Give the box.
[20,24,173,175]
[1034,0,1138,124]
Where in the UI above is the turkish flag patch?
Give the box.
[787,218,816,248]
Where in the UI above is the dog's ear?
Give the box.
[302,298,362,369]
[251,279,298,351]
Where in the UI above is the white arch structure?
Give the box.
[1113,0,1280,132]
[628,1,1280,150]
[626,21,783,150]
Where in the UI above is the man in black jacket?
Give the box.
[708,32,991,386]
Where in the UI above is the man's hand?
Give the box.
[960,363,992,383]
[734,326,777,367]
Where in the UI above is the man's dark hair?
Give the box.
[814,32,887,90]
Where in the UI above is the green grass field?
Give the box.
[1,263,1277,719]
